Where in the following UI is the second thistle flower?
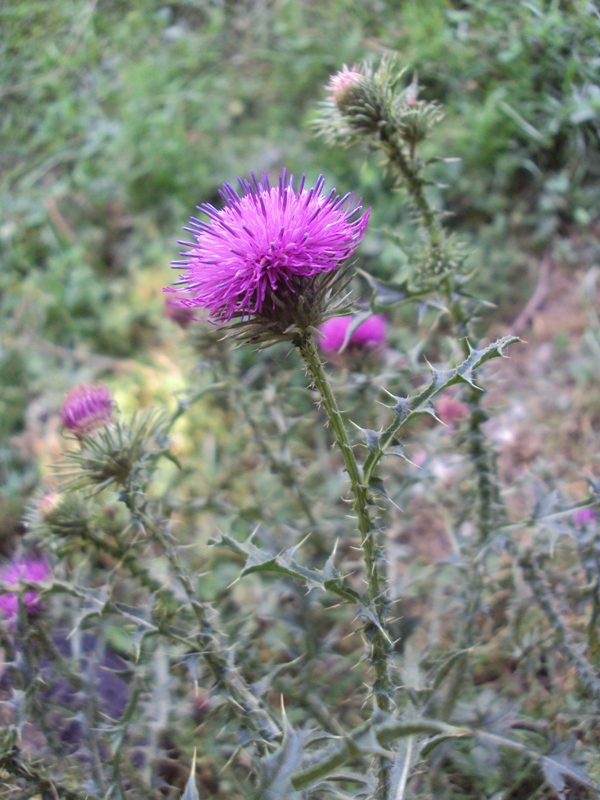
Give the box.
[166,170,369,344]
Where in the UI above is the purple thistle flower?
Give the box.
[61,384,113,435]
[0,555,51,621]
[167,171,369,328]
[573,508,596,527]
[318,314,387,353]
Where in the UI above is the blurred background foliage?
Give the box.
[1,0,599,552]
[2,2,600,797]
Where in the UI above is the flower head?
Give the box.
[62,384,113,435]
[0,555,51,621]
[167,171,369,342]
[318,314,387,353]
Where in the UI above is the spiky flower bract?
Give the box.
[62,384,113,435]
[57,410,172,493]
[167,171,369,344]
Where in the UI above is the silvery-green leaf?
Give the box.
[181,750,200,800]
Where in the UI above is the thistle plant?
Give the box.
[4,58,599,800]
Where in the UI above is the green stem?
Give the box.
[121,494,282,748]
[380,128,443,248]
[520,553,600,699]
[296,334,393,800]
[441,280,502,546]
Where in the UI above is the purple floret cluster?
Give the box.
[573,508,596,527]
[0,555,51,621]
[168,171,369,323]
[318,314,387,352]
[61,384,113,435]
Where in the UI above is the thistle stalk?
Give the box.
[295,333,393,799]
[118,490,282,748]
[388,126,503,546]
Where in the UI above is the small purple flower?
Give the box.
[573,508,596,527]
[167,171,369,325]
[61,384,113,435]
[0,555,51,621]
[318,314,387,353]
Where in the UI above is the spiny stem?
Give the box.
[296,334,393,800]
[380,128,443,248]
[119,492,282,747]
[520,553,600,699]
[440,253,504,548]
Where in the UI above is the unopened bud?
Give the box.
[327,65,389,135]
[62,384,113,436]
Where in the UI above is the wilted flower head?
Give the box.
[573,507,596,527]
[0,555,51,621]
[167,170,369,343]
[62,384,113,435]
[318,314,387,353]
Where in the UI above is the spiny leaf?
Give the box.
[390,736,417,800]
[181,750,200,800]
[540,753,597,793]
[476,731,598,793]
[256,713,304,800]
[358,269,429,309]
[353,424,382,453]
[251,658,302,698]
[420,731,470,758]
[364,335,520,485]
[212,534,361,603]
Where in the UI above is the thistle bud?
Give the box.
[61,384,113,436]
[58,411,171,493]
[327,65,363,104]
[324,62,393,136]
[316,58,444,156]
[40,493,91,539]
